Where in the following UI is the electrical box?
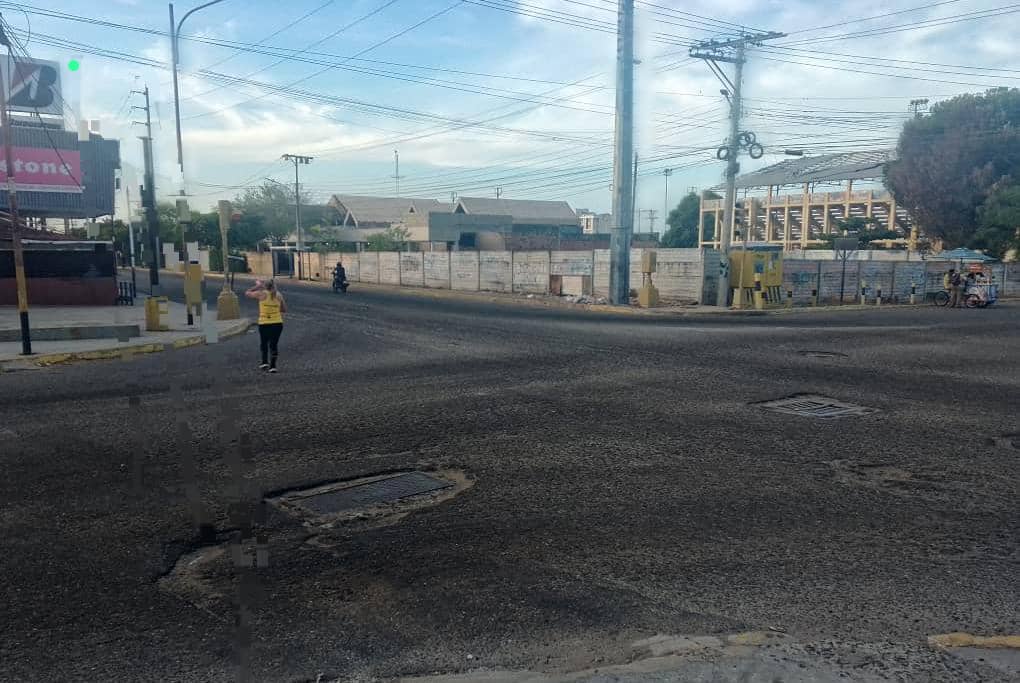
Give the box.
[729,244,783,289]
[641,250,657,273]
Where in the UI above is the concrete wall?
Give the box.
[512,251,550,293]
[240,247,1020,305]
[550,251,594,277]
[451,251,479,291]
[778,259,1017,303]
[400,252,425,287]
[424,252,450,288]
[359,251,380,284]
[479,251,512,292]
[379,252,400,285]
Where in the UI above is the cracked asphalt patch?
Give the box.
[1,280,1017,682]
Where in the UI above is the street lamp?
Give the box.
[170,0,226,190]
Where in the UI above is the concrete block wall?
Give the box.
[512,251,550,293]
[479,251,512,292]
[379,253,400,285]
[424,252,451,288]
[360,252,380,283]
[451,252,479,290]
[400,253,425,287]
[779,260,1016,303]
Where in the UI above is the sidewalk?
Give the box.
[0,302,250,370]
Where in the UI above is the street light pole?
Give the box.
[282,153,312,280]
[170,0,226,190]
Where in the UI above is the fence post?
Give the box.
[890,262,897,304]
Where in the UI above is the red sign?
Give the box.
[968,263,985,273]
[0,147,83,193]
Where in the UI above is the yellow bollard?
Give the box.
[145,296,169,332]
[753,273,764,310]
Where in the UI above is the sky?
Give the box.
[4,0,1019,226]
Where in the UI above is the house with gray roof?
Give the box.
[454,197,578,227]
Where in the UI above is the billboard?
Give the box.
[0,147,82,193]
[0,58,63,119]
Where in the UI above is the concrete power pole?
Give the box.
[609,0,635,305]
[662,168,672,227]
[690,31,784,306]
[282,153,312,280]
[132,85,160,294]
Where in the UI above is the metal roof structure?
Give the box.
[454,197,577,225]
[328,195,448,226]
[732,150,896,189]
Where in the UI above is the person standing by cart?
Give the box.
[245,279,286,373]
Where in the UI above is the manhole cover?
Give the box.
[290,472,453,515]
[759,394,877,418]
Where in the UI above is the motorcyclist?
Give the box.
[333,262,348,292]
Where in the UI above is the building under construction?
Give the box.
[699,151,916,250]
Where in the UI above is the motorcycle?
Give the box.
[332,268,349,294]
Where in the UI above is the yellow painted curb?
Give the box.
[2,320,250,369]
[928,633,1020,649]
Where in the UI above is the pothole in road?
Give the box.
[986,434,1020,450]
[829,460,952,497]
[758,394,877,419]
[798,350,850,359]
[268,469,473,535]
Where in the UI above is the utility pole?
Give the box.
[132,85,160,294]
[690,30,785,306]
[609,0,635,306]
[646,209,658,233]
[662,168,672,225]
[0,20,31,354]
[392,149,403,196]
[495,186,502,199]
[282,153,312,280]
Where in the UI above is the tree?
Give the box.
[661,190,719,247]
[885,88,1020,248]
[365,225,410,251]
[233,181,308,242]
[971,180,1020,258]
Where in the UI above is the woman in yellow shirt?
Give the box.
[245,279,287,372]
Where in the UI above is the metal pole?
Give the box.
[717,43,744,307]
[0,39,31,354]
[170,0,227,187]
[394,149,400,197]
[170,3,184,177]
[609,0,634,305]
[293,157,302,280]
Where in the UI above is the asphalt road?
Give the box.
[2,276,1018,682]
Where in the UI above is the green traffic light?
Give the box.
[68,59,80,72]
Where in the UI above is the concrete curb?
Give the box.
[0,318,251,371]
